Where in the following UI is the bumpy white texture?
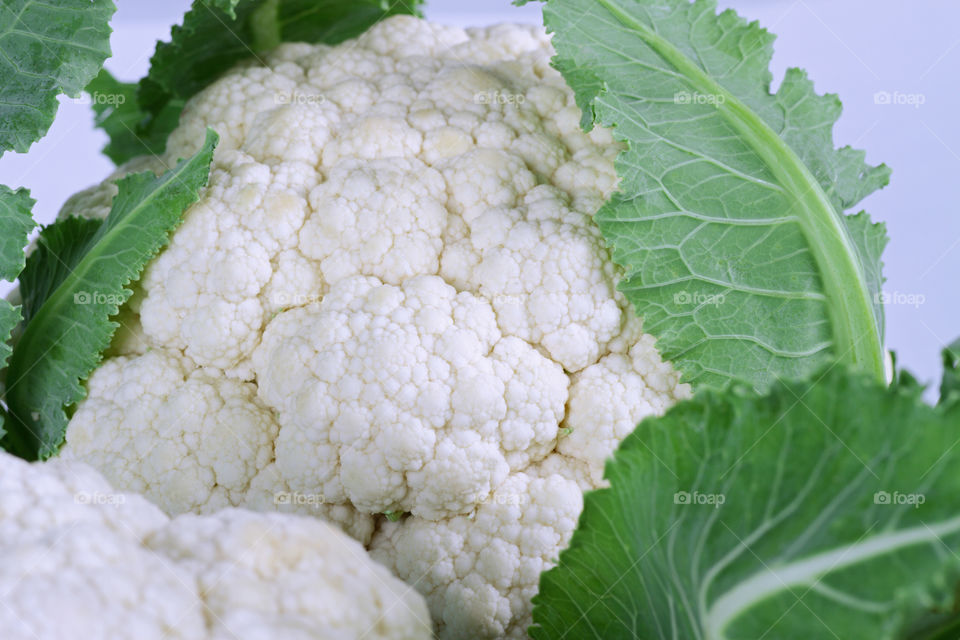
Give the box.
[61,349,279,515]
[128,15,624,378]
[301,158,448,286]
[62,15,691,639]
[252,275,568,520]
[148,509,430,640]
[59,349,376,542]
[560,323,694,485]
[375,315,690,639]
[0,451,431,640]
[139,151,317,377]
[0,451,201,640]
[371,457,584,640]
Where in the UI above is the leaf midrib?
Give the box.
[703,514,960,638]
[594,0,885,383]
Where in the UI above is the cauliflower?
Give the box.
[61,15,690,637]
[0,451,431,640]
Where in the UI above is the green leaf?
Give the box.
[2,129,218,460]
[940,338,960,406]
[531,367,960,640]
[904,609,960,640]
[0,186,35,438]
[540,0,890,390]
[85,69,183,165]
[0,186,36,282]
[104,0,423,164]
[271,0,423,45]
[889,350,923,394]
[0,0,115,154]
[0,186,35,365]
[18,216,102,326]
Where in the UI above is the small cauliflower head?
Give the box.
[61,14,691,639]
[0,451,431,640]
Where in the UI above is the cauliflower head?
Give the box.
[61,15,690,638]
[0,451,431,640]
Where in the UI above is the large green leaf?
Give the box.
[531,366,960,640]
[100,0,423,164]
[538,0,890,390]
[2,129,218,460]
[0,0,115,153]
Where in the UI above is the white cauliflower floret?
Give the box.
[148,509,430,640]
[0,451,431,640]
[560,332,691,484]
[356,15,470,58]
[63,15,690,638]
[166,65,304,157]
[252,275,568,520]
[61,349,279,514]
[61,349,376,542]
[241,462,375,543]
[441,154,622,371]
[371,456,584,640]
[300,158,448,285]
[137,151,316,376]
[0,452,203,640]
[371,316,689,639]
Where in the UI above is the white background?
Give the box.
[1,0,957,392]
